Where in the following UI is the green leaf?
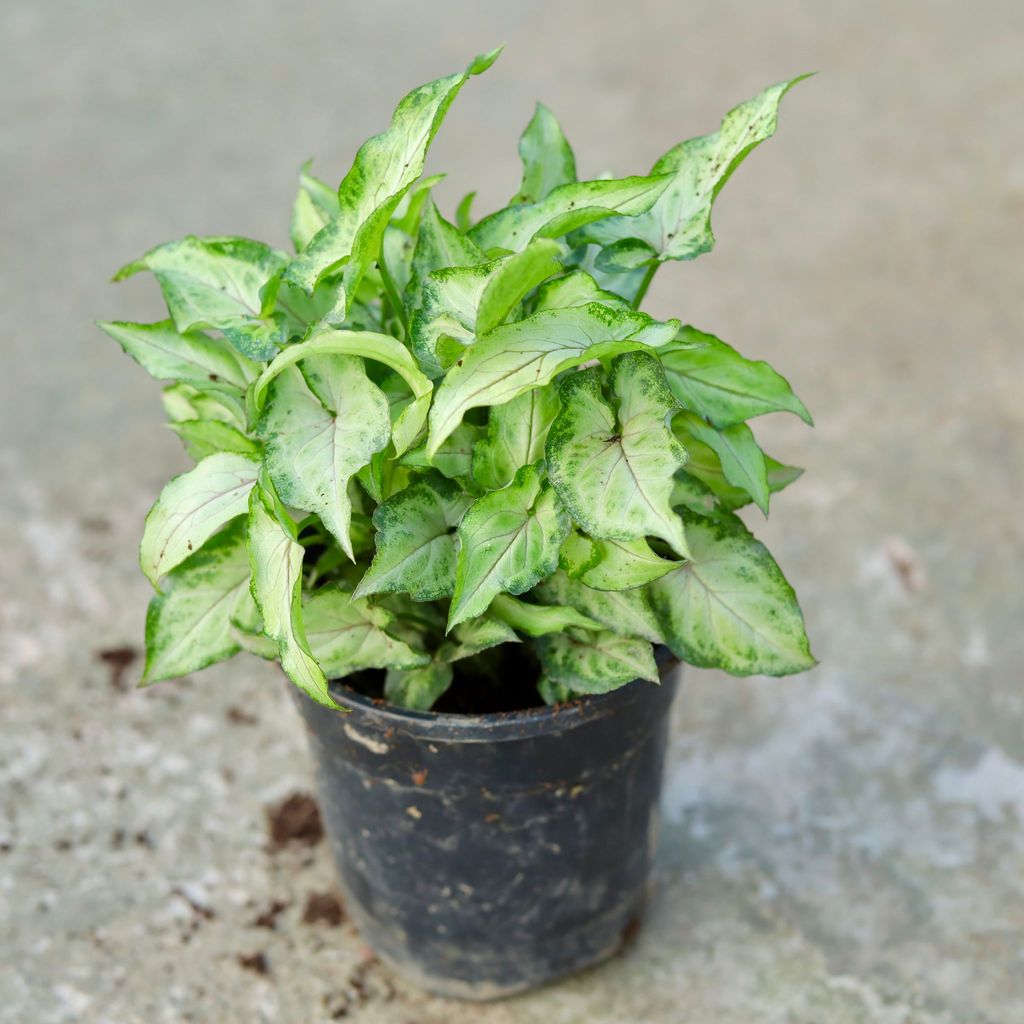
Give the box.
[140,452,259,586]
[162,381,247,429]
[405,201,487,315]
[658,326,811,428]
[584,76,809,262]
[401,422,481,482]
[169,419,260,460]
[230,587,280,659]
[247,328,433,457]
[673,410,769,515]
[469,174,673,252]
[454,191,476,233]
[672,458,803,515]
[99,320,257,390]
[353,473,472,602]
[142,521,251,683]
[282,49,501,313]
[488,593,601,636]
[411,237,563,376]
[592,238,657,274]
[649,511,814,675]
[538,676,576,705]
[533,571,665,644]
[472,385,560,491]
[427,302,679,456]
[114,236,289,358]
[533,629,658,694]
[303,585,428,675]
[512,102,577,204]
[290,163,339,251]
[257,357,390,560]
[546,352,689,556]
[532,269,631,313]
[384,662,453,711]
[559,532,680,591]
[449,464,570,629]
[438,614,520,661]
[247,485,337,708]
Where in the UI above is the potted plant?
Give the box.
[101,48,814,999]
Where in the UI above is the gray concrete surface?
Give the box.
[2,2,1023,1021]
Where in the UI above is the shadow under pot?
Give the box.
[291,659,680,1001]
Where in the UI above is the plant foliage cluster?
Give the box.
[102,49,815,712]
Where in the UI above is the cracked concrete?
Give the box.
[2,1,1023,1021]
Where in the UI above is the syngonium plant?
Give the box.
[100,48,816,713]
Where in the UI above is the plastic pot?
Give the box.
[291,660,680,1000]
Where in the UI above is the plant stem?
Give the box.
[378,255,408,339]
[630,263,658,310]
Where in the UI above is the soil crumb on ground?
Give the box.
[95,646,139,691]
[266,792,323,851]
[237,951,270,976]
[303,891,345,926]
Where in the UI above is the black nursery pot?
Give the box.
[292,662,680,1000]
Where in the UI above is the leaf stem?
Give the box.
[377,255,408,339]
[630,263,658,310]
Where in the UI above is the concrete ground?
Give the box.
[2,1,1023,1021]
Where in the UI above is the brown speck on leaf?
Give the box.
[226,705,258,726]
[95,646,138,691]
[302,891,345,926]
[237,951,270,976]
[411,769,428,786]
[250,898,289,930]
[266,792,323,851]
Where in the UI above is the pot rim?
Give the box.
[321,652,678,744]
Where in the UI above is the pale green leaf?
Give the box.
[449,464,570,629]
[405,201,487,315]
[230,586,280,659]
[140,452,259,586]
[247,485,336,708]
[469,174,673,252]
[584,76,809,262]
[538,676,576,705]
[649,511,814,675]
[659,326,811,428]
[488,592,601,636]
[282,49,501,313]
[290,164,339,251]
[513,102,577,204]
[531,269,631,313]
[672,457,803,514]
[454,191,476,233]
[384,662,453,711]
[592,238,657,274]
[411,237,563,376]
[472,385,560,491]
[673,410,769,514]
[532,629,658,694]
[247,328,433,457]
[401,422,481,482]
[162,381,247,429]
[303,585,428,675]
[169,419,260,460]
[353,473,472,602]
[427,302,679,456]
[142,521,251,683]
[438,614,520,661]
[559,532,680,591]
[99,320,257,390]
[533,571,665,644]
[546,352,688,555]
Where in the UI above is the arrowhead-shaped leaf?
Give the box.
[559,532,681,591]
[282,49,501,313]
[169,419,260,461]
[532,629,658,694]
[448,464,570,629]
[303,585,428,675]
[405,201,487,316]
[512,102,577,204]
[257,357,390,559]
[411,237,563,376]
[99,320,258,390]
[140,452,260,586]
[353,473,473,602]
[546,352,689,556]
[290,164,339,251]
[384,662,454,711]
[472,385,560,491]
[469,173,673,252]
[659,326,811,428]
[114,236,290,359]
[673,410,769,515]
[427,302,679,456]
[247,485,336,708]
[672,456,803,515]
[649,511,814,675]
[401,422,481,483]
[142,520,251,683]
[584,76,809,262]
[533,571,665,644]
